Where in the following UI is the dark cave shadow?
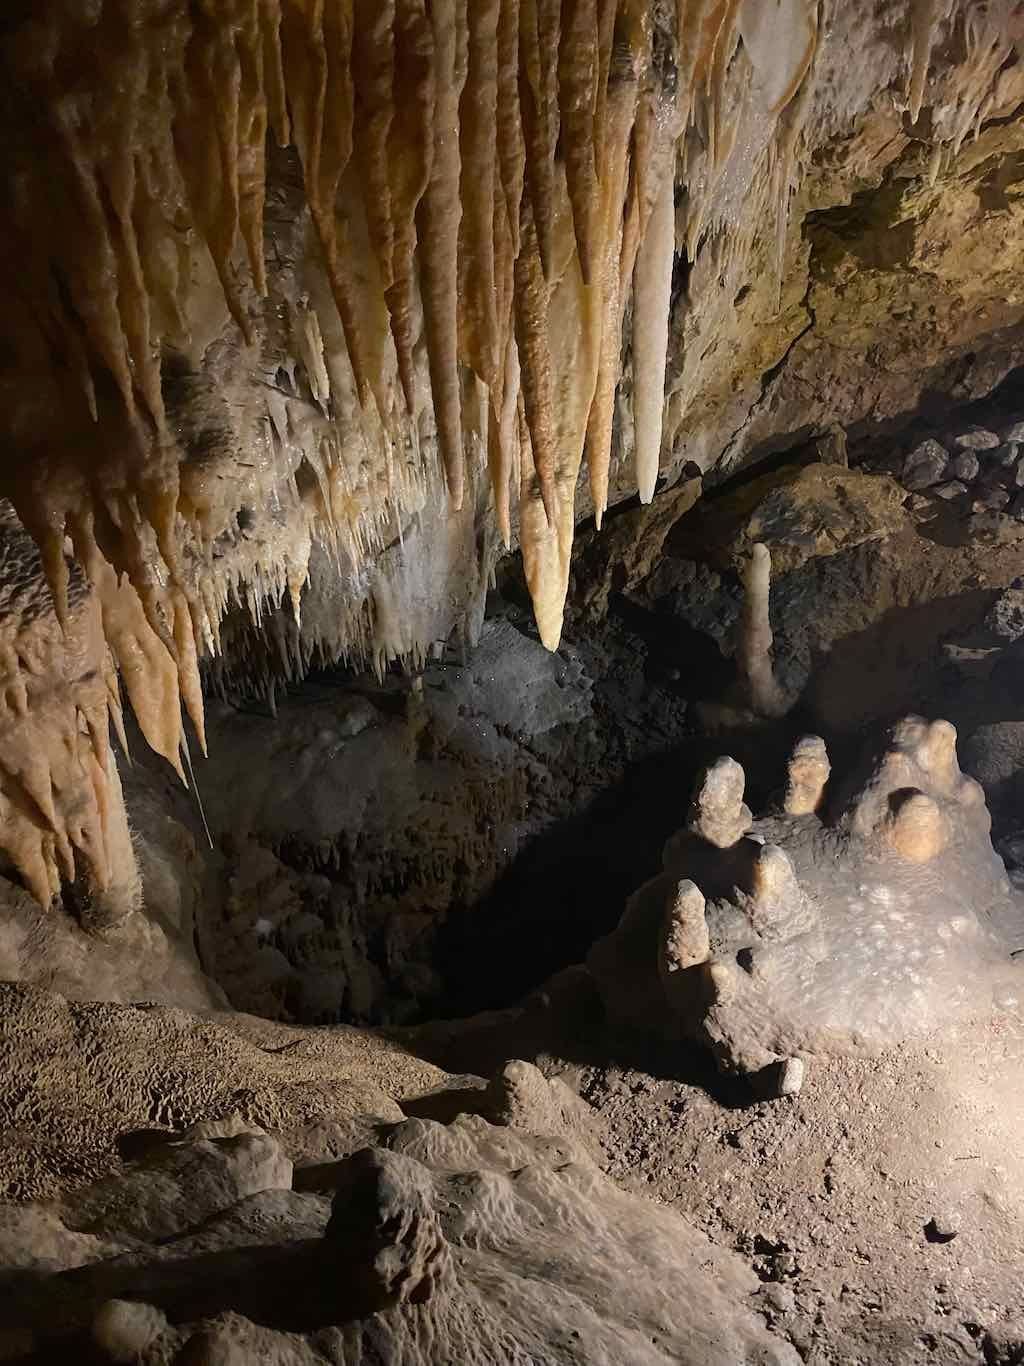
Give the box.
[9,1240,361,1354]
[604,592,736,698]
[799,588,1024,745]
[433,723,801,1022]
[848,357,1024,463]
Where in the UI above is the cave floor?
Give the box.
[406,984,1024,1366]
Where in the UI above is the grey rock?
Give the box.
[1003,421,1024,443]
[902,439,949,489]
[973,487,1010,512]
[926,1208,960,1241]
[904,493,932,513]
[950,451,980,482]
[955,427,1001,450]
[777,1057,806,1096]
[933,481,968,500]
[985,587,1024,643]
[996,832,1024,870]
[994,442,1021,468]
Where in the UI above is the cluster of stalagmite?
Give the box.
[590,717,1022,1082]
[0,1,1019,904]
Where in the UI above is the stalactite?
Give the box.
[513,209,559,523]
[418,0,468,506]
[519,0,561,278]
[908,0,941,123]
[495,0,525,259]
[584,27,643,526]
[384,0,435,414]
[632,160,676,504]
[559,0,600,283]
[458,0,502,390]
[0,0,1016,916]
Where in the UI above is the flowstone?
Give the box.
[588,718,1024,1082]
[1,1104,797,1364]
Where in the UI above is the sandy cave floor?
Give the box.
[404,982,1024,1366]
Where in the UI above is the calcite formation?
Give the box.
[0,1,1021,907]
[589,717,1024,1082]
[0,1039,798,1364]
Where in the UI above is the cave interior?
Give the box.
[1,3,1024,1363]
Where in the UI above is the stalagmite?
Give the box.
[737,543,786,719]
[660,879,711,975]
[784,736,830,817]
[688,756,751,849]
[632,163,676,504]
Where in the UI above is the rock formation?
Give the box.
[589,717,1024,1083]
[0,1,1021,908]
[0,984,796,1364]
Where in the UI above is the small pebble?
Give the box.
[778,1057,805,1096]
[973,487,1009,512]
[925,1209,960,1243]
[1004,420,1024,443]
[955,427,1000,450]
[950,451,980,482]
[761,1283,796,1314]
[933,480,968,500]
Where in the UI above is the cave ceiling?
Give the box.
[0,0,1022,905]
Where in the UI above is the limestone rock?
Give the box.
[950,451,981,482]
[5,1115,799,1365]
[0,985,447,1202]
[59,1134,293,1242]
[955,428,1001,450]
[0,1204,125,1274]
[483,1061,598,1155]
[684,464,908,574]
[91,1300,168,1364]
[903,439,950,490]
